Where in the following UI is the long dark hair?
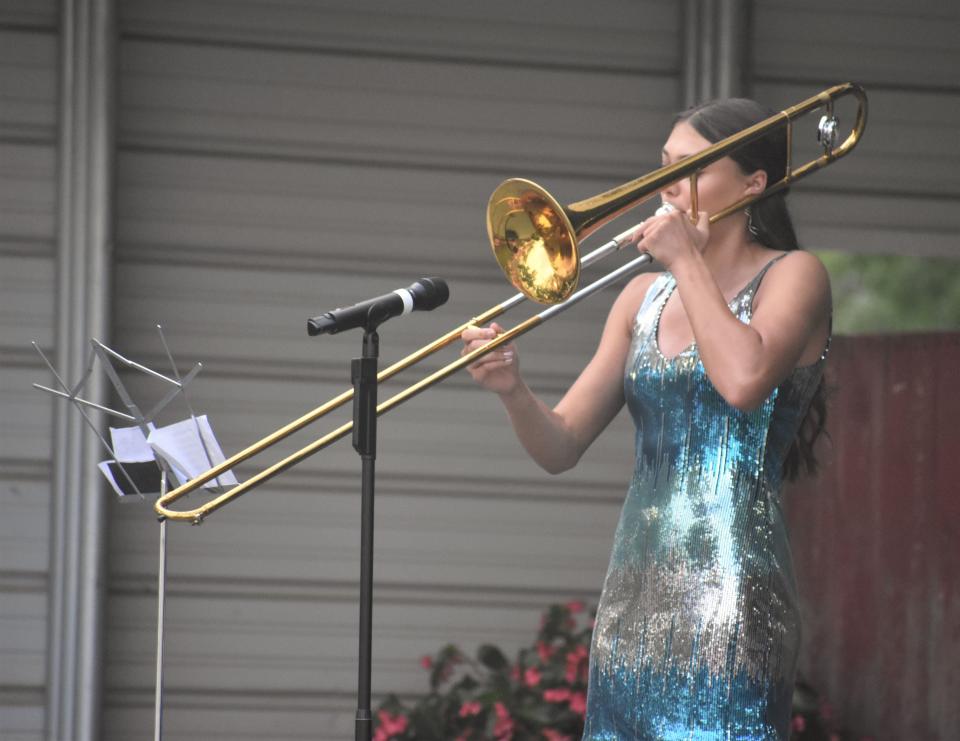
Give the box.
[675,98,828,481]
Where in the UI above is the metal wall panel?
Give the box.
[0,4,58,739]
[752,1,960,257]
[753,0,960,88]
[119,0,680,74]
[101,1,681,738]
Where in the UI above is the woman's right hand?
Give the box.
[460,322,522,397]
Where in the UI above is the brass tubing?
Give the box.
[506,83,866,247]
[153,230,643,520]
[154,305,507,512]
[156,82,867,523]
[785,118,793,182]
[158,252,654,523]
[689,171,699,223]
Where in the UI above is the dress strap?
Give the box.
[637,273,672,316]
[630,273,672,334]
[741,251,790,298]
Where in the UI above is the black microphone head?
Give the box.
[306,312,337,336]
[410,277,449,311]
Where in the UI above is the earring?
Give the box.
[745,207,760,238]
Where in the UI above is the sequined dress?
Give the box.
[582,254,828,740]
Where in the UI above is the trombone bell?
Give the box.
[486,178,579,305]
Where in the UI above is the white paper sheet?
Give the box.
[147,415,238,489]
[109,423,156,462]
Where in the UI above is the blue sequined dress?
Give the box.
[583,254,828,740]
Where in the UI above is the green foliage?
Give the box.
[372,601,593,741]
[817,252,960,334]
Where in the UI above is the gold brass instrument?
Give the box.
[155,82,867,524]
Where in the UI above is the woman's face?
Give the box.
[659,120,766,218]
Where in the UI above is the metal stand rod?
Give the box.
[353,330,379,741]
[154,473,168,741]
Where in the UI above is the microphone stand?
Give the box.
[309,286,447,741]
[352,328,379,741]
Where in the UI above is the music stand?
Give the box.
[32,326,212,741]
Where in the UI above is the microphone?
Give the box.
[307,277,449,336]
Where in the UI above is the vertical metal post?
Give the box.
[716,0,748,99]
[47,1,117,739]
[155,474,169,741]
[681,0,702,109]
[698,0,717,104]
[682,0,748,106]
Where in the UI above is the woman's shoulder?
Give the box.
[763,249,831,289]
[755,248,832,312]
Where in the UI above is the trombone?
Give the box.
[155,82,867,524]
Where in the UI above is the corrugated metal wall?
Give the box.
[0,1,957,739]
[751,0,960,259]
[1,1,59,739]
[103,3,677,738]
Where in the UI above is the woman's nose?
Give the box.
[662,182,682,202]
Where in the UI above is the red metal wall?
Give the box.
[785,333,960,740]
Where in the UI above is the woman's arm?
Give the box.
[638,210,832,411]
[462,273,655,473]
[673,248,830,409]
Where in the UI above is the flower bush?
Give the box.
[373,601,867,741]
[373,601,591,741]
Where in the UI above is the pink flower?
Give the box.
[536,641,555,663]
[420,655,433,671]
[458,701,482,718]
[566,600,585,614]
[493,702,515,741]
[564,644,589,683]
[791,715,806,733]
[543,687,571,703]
[373,710,408,741]
[510,663,521,681]
[524,666,542,687]
[569,691,587,716]
[542,730,573,741]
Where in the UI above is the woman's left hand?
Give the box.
[630,209,710,270]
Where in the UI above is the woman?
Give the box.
[461,98,832,739]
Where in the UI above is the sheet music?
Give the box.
[147,415,238,489]
[110,423,156,462]
[99,423,191,497]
